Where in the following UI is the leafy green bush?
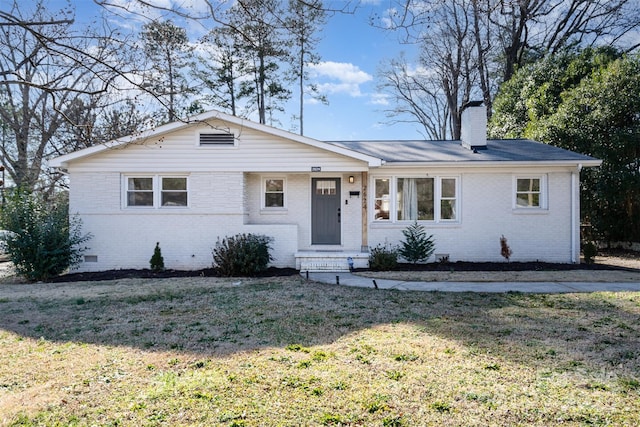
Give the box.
[0,189,91,281]
[399,221,435,264]
[212,233,273,276]
[149,242,165,271]
[369,243,398,271]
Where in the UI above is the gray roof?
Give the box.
[326,139,600,165]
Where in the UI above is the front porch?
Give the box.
[295,251,370,272]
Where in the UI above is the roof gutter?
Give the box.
[378,160,602,168]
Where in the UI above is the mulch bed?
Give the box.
[48,249,640,283]
[49,267,300,283]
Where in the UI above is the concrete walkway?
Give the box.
[304,272,640,293]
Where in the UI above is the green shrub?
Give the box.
[582,241,598,264]
[399,221,435,263]
[0,189,91,281]
[149,242,165,271]
[212,233,273,276]
[369,243,398,271]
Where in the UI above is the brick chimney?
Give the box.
[460,101,487,151]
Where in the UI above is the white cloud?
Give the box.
[369,93,390,106]
[309,61,373,97]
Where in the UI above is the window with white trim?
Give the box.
[263,178,286,208]
[161,177,188,206]
[374,176,459,222]
[440,178,458,220]
[125,175,188,208]
[397,177,434,220]
[514,176,546,209]
[374,178,390,220]
[127,177,154,207]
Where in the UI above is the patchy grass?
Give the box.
[0,276,639,426]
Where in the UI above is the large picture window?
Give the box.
[374,176,458,223]
[397,178,434,220]
[125,175,188,208]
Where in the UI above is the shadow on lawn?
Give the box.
[0,278,638,375]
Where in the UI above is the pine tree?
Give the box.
[150,242,165,271]
[399,221,435,264]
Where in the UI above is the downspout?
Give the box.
[571,164,582,263]
[361,171,368,252]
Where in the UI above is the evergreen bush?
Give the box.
[369,243,398,271]
[398,221,435,264]
[212,233,273,276]
[149,242,165,271]
[0,189,91,281]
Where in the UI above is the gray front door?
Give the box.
[312,178,341,245]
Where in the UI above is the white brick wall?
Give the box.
[70,166,581,271]
[368,169,577,263]
[70,171,297,272]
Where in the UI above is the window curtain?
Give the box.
[402,178,418,220]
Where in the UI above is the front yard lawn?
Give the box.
[1,276,639,426]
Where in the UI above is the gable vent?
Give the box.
[199,133,235,146]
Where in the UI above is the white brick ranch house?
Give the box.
[49,104,601,272]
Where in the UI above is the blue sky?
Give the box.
[303,6,420,141]
[56,0,422,141]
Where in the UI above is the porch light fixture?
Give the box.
[348,175,354,184]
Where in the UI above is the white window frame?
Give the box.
[372,175,460,223]
[437,177,459,222]
[261,176,287,210]
[123,175,189,209]
[513,175,547,210]
[373,177,392,221]
[126,176,154,208]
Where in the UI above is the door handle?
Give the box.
[337,208,341,223]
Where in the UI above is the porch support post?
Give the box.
[361,171,368,251]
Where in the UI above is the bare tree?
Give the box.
[380,0,479,139]
[378,55,450,140]
[0,1,123,191]
[378,0,640,138]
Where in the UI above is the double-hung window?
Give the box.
[263,177,286,209]
[161,177,188,206]
[127,177,154,207]
[125,175,188,208]
[374,176,458,223]
[440,178,457,220]
[514,176,546,209]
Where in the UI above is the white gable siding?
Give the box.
[65,121,368,173]
[368,166,577,263]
